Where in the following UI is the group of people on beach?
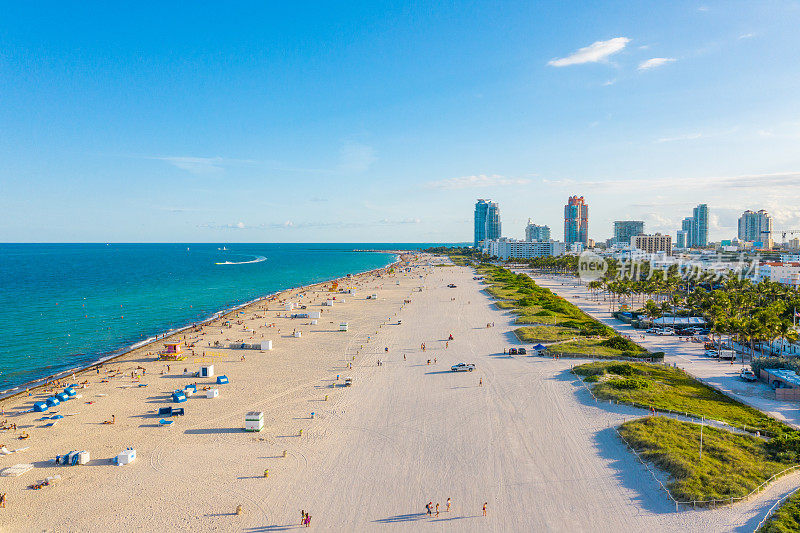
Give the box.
[426,498,466,517]
[300,510,312,527]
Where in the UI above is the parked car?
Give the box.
[517,347,527,355]
[704,349,719,357]
[508,348,518,355]
[450,363,475,372]
[646,327,661,334]
[655,328,675,336]
[740,368,757,382]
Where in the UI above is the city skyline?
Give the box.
[3,2,800,243]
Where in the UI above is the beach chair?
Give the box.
[159,419,174,426]
[171,408,185,416]
[158,407,173,416]
[216,375,228,384]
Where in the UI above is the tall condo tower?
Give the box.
[474,199,501,246]
[525,219,551,241]
[692,204,709,247]
[613,220,644,246]
[564,196,589,246]
[738,209,773,242]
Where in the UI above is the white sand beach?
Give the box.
[0,255,795,532]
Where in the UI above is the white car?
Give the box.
[655,328,675,336]
[740,369,757,382]
[450,363,475,372]
[704,349,719,357]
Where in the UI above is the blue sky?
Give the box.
[2,1,800,243]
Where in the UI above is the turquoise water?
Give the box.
[0,243,433,394]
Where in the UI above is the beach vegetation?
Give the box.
[618,417,795,505]
[574,361,791,437]
[757,489,800,532]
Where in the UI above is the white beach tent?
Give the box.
[245,411,264,432]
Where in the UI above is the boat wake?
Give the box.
[215,255,267,265]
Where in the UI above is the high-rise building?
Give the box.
[632,233,672,255]
[564,196,589,246]
[613,220,644,246]
[524,219,551,241]
[676,230,687,249]
[680,205,709,248]
[738,209,773,242]
[474,199,501,246]
[692,204,709,247]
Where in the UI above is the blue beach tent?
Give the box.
[158,407,173,416]
[64,387,77,397]
[172,390,187,403]
[184,384,197,393]
[56,392,70,402]
[46,397,60,408]
[33,401,49,412]
[216,375,228,384]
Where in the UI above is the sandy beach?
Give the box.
[1,255,795,532]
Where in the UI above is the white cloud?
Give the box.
[339,141,376,173]
[424,174,531,190]
[149,155,258,174]
[547,37,630,67]
[602,79,616,86]
[638,57,676,70]
[739,33,755,39]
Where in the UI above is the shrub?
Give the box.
[584,375,599,383]
[600,335,641,352]
[535,310,555,317]
[766,432,800,463]
[650,351,665,362]
[607,363,635,376]
[609,377,650,390]
[752,357,800,378]
[573,364,606,377]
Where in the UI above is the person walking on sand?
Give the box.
[479,378,482,386]
[426,502,432,515]
[483,502,487,516]
[446,498,451,512]
[301,510,305,525]
[436,503,439,516]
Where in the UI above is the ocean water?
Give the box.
[0,243,433,394]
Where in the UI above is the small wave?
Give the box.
[215,255,267,265]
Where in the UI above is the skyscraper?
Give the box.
[738,209,773,242]
[474,199,501,246]
[680,204,709,248]
[525,219,551,241]
[676,230,687,249]
[564,196,589,246]
[692,204,708,247]
[613,220,644,246]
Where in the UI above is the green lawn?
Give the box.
[478,264,616,337]
[551,337,647,357]
[619,417,794,504]
[758,490,800,532]
[514,325,579,342]
[575,361,791,436]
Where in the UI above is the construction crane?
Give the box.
[774,230,800,242]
